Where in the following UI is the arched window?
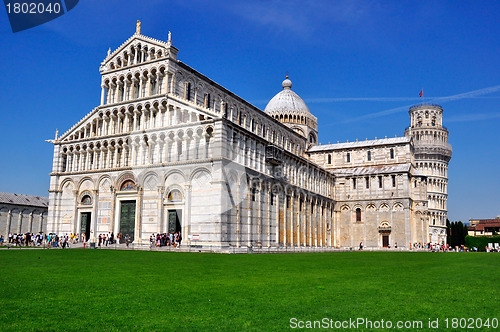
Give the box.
[151,77,157,95]
[356,208,361,222]
[204,93,211,108]
[346,152,351,163]
[134,81,140,99]
[367,150,371,161]
[119,84,124,102]
[327,154,332,164]
[185,82,191,100]
[390,148,394,159]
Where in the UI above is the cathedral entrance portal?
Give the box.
[382,235,389,247]
[167,210,182,233]
[80,212,91,241]
[120,200,136,243]
[378,221,391,248]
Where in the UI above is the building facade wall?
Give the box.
[47,28,450,250]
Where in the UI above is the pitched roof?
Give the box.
[308,137,411,152]
[0,192,49,208]
[468,219,500,231]
[330,163,412,176]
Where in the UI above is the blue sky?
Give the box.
[1,0,499,222]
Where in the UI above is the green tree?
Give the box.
[447,221,467,247]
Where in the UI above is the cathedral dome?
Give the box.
[264,77,310,115]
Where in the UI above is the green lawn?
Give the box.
[0,250,498,331]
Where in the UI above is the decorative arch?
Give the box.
[379,203,390,212]
[78,177,95,191]
[190,168,212,186]
[340,204,350,212]
[143,172,160,191]
[366,203,376,212]
[80,191,93,205]
[59,178,75,192]
[165,170,187,187]
[117,173,137,191]
[393,202,404,211]
[98,175,112,192]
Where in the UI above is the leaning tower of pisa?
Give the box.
[405,103,452,244]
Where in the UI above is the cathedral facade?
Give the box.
[47,24,451,249]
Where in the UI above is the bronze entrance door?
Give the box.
[167,210,181,233]
[382,234,389,247]
[80,212,91,241]
[120,201,136,242]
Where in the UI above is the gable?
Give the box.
[100,34,171,72]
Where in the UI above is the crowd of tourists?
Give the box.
[409,242,451,251]
[0,232,75,248]
[149,232,182,248]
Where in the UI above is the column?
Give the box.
[149,109,155,129]
[86,150,91,170]
[131,78,138,99]
[247,186,252,247]
[146,74,153,96]
[113,147,119,168]
[266,186,271,247]
[6,210,12,235]
[72,152,77,172]
[72,189,79,235]
[135,46,140,63]
[117,81,124,102]
[133,111,138,131]
[17,212,23,233]
[158,73,165,94]
[157,187,164,233]
[109,188,116,235]
[257,184,262,246]
[170,73,176,94]
[236,181,241,247]
[39,212,44,233]
[136,187,143,243]
[184,184,192,244]
[140,77,147,98]
[174,108,179,125]
[140,111,145,130]
[65,152,70,172]
[101,84,106,105]
[283,193,287,246]
[104,147,110,169]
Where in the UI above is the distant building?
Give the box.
[0,193,49,235]
[468,218,500,236]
